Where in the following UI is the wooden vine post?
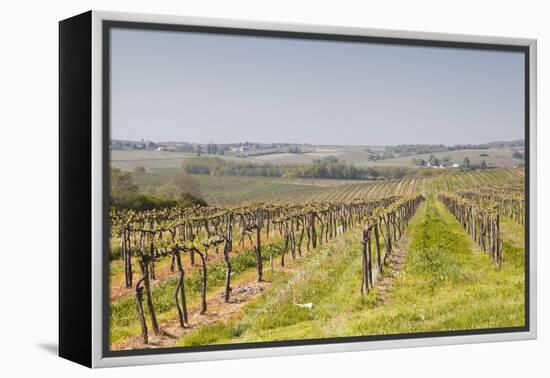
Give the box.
[109,195,419,344]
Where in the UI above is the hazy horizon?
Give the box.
[111,28,525,145]
[110,137,524,148]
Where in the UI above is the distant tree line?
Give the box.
[367,149,395,161]
[461,157,488,170]
[182,156,284,177]
[368,140,525,161]
[387,144,449,157]
[512,150,524,160]
[181,156,449,180]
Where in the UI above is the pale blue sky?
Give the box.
[110,28,525,145]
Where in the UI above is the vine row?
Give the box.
[438,192,503,266]
[110,196,401,344]
[359,195,425,295]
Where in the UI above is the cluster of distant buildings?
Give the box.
[111,139,161,150]
[427,162,461,169]
[110,139,307,157]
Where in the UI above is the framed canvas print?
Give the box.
[59,10,537,368]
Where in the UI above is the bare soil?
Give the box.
[110,250,305,351]
[111,278,269,350]
[375,235,410,305]
[110,234,282,301]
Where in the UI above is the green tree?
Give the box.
[323,155,339,164]
[428,155,439,167]
[110,168,138,200]
[512,150,524,159]
[159,175,201,200]
[412,158,426,167]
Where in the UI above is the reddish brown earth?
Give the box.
[110,234,283,301]
[375,236,409,305]
[111,275,269,350]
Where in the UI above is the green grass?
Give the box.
[500,218,525,249]
[345,195,525,334]
[176,195,525,347]
[150,167,185,174]
[131,172,320,206]
[126,167,524,206]
[177,228,373,346]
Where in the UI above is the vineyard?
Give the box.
[109,167,526,350]
[439,185,525,267]
[130,167,524,206]
[271,167,524,204]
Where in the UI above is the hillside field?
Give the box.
[129,168,523,206]
[108,167,525,351]
[111,145,523,172]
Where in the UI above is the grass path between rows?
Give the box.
[344,195,525,335]
[177,195,525,347]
